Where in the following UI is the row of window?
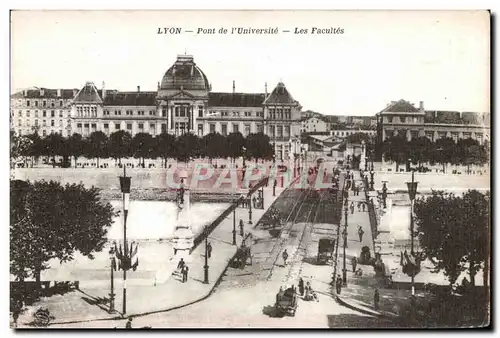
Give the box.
[268,108,292,120]
[18,119,70,127]
[17,129,64,137]
[103,110,157,116]
[385,116,420,124]
[76,106,98,117]
[385,130,483,142]
[13,110,68,118]
[208,123,264,135]
[22,99,67,108]
[207,110,264,118]
[268,125,291,138]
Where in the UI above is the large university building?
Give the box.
[10,54,303,160]
[376,99,490,145]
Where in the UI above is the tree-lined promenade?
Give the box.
[380,135,489,171]
[11,131,275,168]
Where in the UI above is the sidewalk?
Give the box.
[16,177,291,327]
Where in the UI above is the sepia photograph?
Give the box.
[9,9,491,329]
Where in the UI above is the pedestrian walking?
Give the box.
[351,256,357,272]
[252,196,257,208]
[177,258,185,271]
[282,249,289,266]
[357,202,361,212]
[125,317,133,329]
[207,242,212,259]
[239,219,244,236]
[358,226,365,242]
[362,203,366,212]
[298,278,305,296]
[374,288,380,310]
[182,265,189,283]
[336,274,343,294]
[350,202,355,214]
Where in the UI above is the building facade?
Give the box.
[11,54,302,160]
[376,99,490,146]
[301,116,329,133]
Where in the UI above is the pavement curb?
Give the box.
[334,292,399,320]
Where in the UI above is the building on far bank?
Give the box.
[301,116,329,133]
[376,99,490,147]
[10,54,302,160]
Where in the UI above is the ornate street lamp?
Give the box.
[232,203,237,245]
[381,180,388,209]
[370,170,375,191]
[242,146,247,167]
[108,244,116,314]
[406,170,419,297]
[370,150,375,172]
[203,227,210,284]
[118,166,131,315]
[248,193,253,225]
[342,197,349,286]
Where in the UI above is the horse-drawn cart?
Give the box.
[275,287,298,316]
[317,238,336,265]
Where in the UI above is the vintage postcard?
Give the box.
[9,10,490,329]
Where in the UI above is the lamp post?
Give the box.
[370,150,375,172]
[436,147,445,173]
[272,154,276,197]
[248,193,253,225]
[342,197,348,286]
[118,166,131,315]
[242,146,246,167]
[406,170,419,297]
[203,232,210,284]
[232,205,237,245]
[381,180,388,209]
[370,170,375,191]
[108,245,116,314]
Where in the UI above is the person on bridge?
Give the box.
[282,249,289,267]
[298,278,305,296]
[351,256,358,272]
[358,226,365,242]
[335,274,343,294]
[374,288,380,310]
[350,202,355,215]
[182,265,189,283]
[239,219,244,236]
[125,317,133,329]
[177,258,185,271]
[207,242,213,259]
[362,203,366,212]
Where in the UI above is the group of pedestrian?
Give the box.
[252,195,263,209]
[356,202,366,212]
[177,258,190,283]
[298,278,319,302]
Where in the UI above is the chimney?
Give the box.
[157,82,160,90]
[57,89,61,97]
[419,101,424,111]
[137,86,140,93]
[23,89,27,97]
[102,81,106,100]
[232,80,235,93]
[265,82,268,97]
[40,88,44,96]
[191,65,194,77]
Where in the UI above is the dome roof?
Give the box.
[160,55,210,91]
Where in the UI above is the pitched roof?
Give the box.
[208,92,265,107]
[264,82,298,105]
[380,99,419,113]
[103,91,157,106]
[74,82,103,103]
[11,88,78,100]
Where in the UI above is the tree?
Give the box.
[108,130,132,165]
[10,180,116,293]
[434,137,455,172]
[414,190,490,287]
[131,132,155,167]
[226,132,245,163]
[174,133,200,162]
[87,131,108,168]
[201,132,227,164]
[155,132,176,167]
[246,132,273,161]
[68,133,86,168]
[408,137,433,167]
[44,133,68,168]
[381,135,408,171]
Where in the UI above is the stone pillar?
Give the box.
[170,105,174,130]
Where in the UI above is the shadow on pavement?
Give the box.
[262,305,285,318]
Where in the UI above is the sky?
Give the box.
[10,10,490,116]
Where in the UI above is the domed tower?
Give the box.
[157,55,210,136]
